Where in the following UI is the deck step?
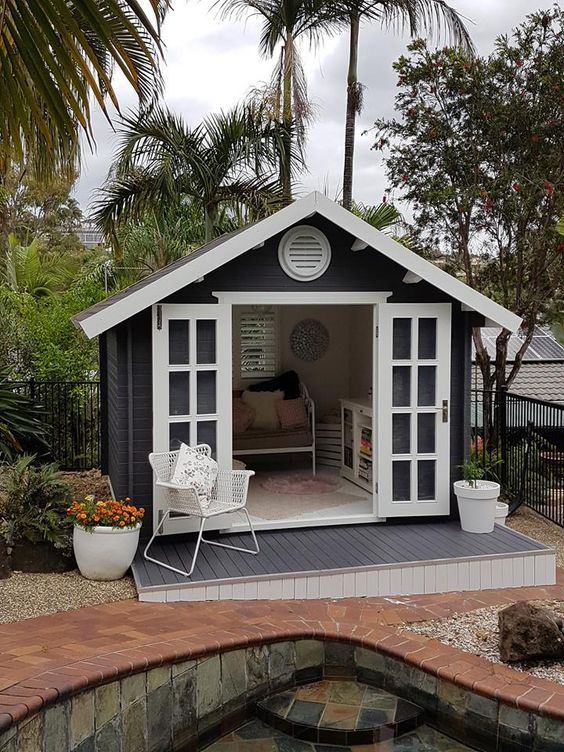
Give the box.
[255,679,424,745]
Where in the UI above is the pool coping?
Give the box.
[1,576,564,743]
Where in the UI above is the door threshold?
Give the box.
[226,513,384,533]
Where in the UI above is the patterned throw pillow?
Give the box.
[233,398,255,434]
[171,443,218,508]
[276,398,308,430]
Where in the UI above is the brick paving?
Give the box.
[1,574,564,734]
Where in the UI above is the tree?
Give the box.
[93,105,285,247]
[2,234,77,297]
[0,280,104,382]
[373,8,564,394]
[0,0,166,179]
[85,202,228,289]
[336,0,472,210]
[219,0,331,204]
[0,168,83,250]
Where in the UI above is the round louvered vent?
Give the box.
[278,225,331,281]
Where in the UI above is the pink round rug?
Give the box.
[261,474,341,495]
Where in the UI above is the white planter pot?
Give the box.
[454,480,501,534]
[73,524,141,581]
[495,501,509,526]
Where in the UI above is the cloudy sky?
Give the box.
[75,0,542,212]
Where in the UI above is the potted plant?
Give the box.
[0,455,74,572]
[454,457,501,533]
[67,496,144,580]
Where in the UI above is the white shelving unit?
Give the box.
[340,398,374,493]
[315,422,342,468]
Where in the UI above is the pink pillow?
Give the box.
[233,398,255,434]
[276,398,308,430]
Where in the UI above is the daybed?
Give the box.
[233,372,316,474]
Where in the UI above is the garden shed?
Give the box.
[74,192,522,540]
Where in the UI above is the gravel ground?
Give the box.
[0,570,136,623]
[506,505,564,568]
[404,600,564,686]
[403,508,564,686]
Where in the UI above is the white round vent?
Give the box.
[278,225,331,281]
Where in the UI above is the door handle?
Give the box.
[442,400,449,423]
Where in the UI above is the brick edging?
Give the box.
[1,617,563,737]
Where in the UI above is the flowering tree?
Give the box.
[372,8,564,393]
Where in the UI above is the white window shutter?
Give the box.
[240,309,278,379]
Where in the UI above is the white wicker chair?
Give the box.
[144,444,259,578]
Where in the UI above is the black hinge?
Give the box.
[156,305,162,330]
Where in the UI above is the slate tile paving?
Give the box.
[258,680,420,733]
[203,718,475,751]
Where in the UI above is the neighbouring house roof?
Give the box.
[74,191,522,339]
[475,327,564,361]
[473,361,564,403]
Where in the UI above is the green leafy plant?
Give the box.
[0,372,48,462]
[460,456,502,488]
[0,455,72,550]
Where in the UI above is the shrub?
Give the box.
[0,372,48,462]
[0,455,72,551]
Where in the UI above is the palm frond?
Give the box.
[0,0,167,178]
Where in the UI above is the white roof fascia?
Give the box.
[78,193,318,338]
[311,192,522,333]
[78,190,521,338]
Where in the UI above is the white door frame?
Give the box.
[213,292,392,305]
[219,291,392,531]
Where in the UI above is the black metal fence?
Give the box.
[10,380,101,471]
[472,389,564,527]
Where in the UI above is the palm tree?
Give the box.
[93,104,285,248]
[84,202,232,290]
[219,0,333,204]
[2,234,77,297]
[0,0,166,179]
[338,0,473,210]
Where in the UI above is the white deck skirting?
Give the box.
[134,547,555,604]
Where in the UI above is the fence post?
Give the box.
[499,386,507,488]
[29,377,35,401]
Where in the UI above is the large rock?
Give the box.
[499,601,564,662]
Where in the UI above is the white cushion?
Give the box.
[171,443,218,508]
[242,389,284,431]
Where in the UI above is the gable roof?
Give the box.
[74,192,522,338]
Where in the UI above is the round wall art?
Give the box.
[290,319,330,361]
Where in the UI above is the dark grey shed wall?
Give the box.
[101,214,475,528]
[163,215,453,305]
[101,312,154,529]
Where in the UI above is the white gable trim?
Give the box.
[77,191,521,338]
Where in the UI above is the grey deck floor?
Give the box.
[132,522,548,590]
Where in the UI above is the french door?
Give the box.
[377,304,451,517]
[152,304,232,533]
